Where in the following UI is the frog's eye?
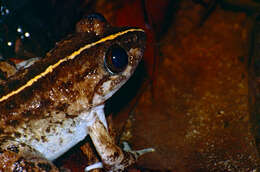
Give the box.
[86,13,106,22]
[104,45,128,74]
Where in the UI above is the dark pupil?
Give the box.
[105,45,128,74]
[86,13,106,22]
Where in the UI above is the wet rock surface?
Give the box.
[113,2,260,171]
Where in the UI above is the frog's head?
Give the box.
[74,14,146,107]
[92,29,145,106]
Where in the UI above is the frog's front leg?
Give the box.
[0,139,59,172]
[86,106,154,172]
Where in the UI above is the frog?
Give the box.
[0,14,154,172]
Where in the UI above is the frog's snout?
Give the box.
[120,28,146,72]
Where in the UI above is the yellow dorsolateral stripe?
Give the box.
[0,28,144,102]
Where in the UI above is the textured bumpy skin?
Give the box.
[0,16,145,171]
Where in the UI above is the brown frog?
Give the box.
[0,14,154,172]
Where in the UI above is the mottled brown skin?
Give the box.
[0,29,145,130]
[0,16,145,171]
[87,115,138,171]
[0,140,59,171]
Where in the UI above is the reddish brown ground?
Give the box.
[56,1,260,171]
[112,1,260,172]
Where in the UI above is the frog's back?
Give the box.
[0,32,101,126]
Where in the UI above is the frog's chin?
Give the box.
[92,64,135,106]
[92,79,127,106]
[92,86,121,105]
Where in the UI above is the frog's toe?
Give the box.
[122,141,155,159]
[85,162,103,171]
[84,143,154,172]
[88,111,155,171]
